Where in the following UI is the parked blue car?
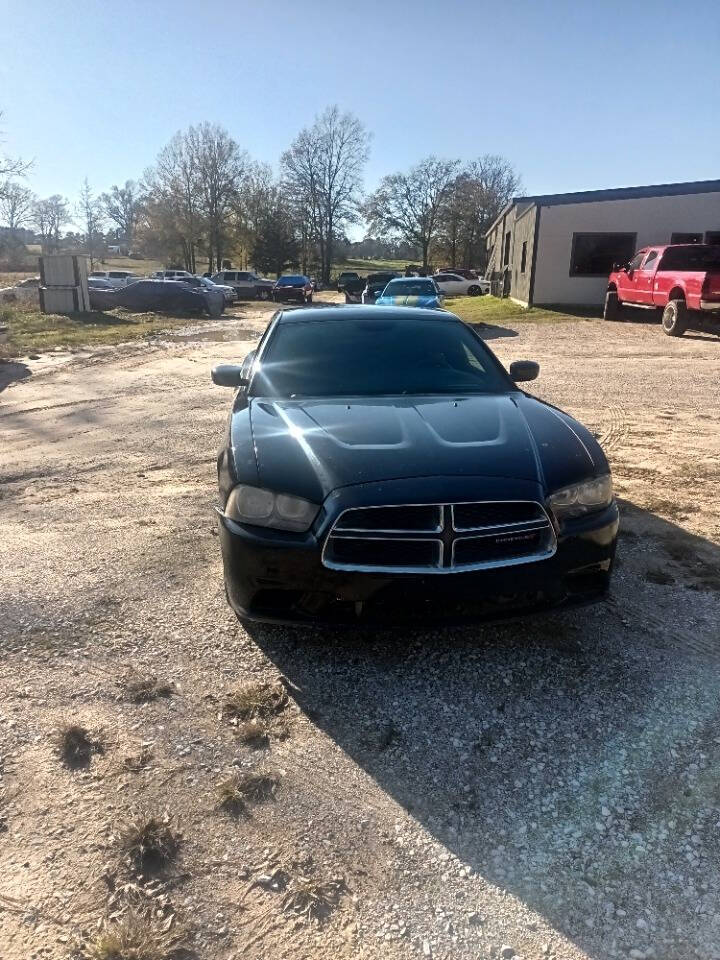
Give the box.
[375,277,445,309]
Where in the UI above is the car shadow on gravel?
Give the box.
[468,321,519,341]
[247,500,720,958]
[0,359,31,392]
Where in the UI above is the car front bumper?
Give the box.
[273,290,307,301]
[699,300,720,311]
[217,485,619,627]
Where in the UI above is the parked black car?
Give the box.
[211,306,619,626]
[363,271,401,304]
[272,275,313,304]
[343,275,367,303]
[337,270,360,292]
[89,279,224,316]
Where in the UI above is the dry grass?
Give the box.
[122,672,175,703]
[282,875,345,922]
[120,743,153,772]
[0,299,218,360]
[54,721,101,767]
[222,680,288,722]
[234,719,270,748]
[216,768,280,811]
[116,813,179,873]
[83,909,184,959]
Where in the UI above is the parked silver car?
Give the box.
[211,270,273,300]
[168,275,238,304]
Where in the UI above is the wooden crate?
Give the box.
[39,255,89,289]
[39,285,90,314]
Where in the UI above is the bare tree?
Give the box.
[452,155,522,270]
[33,195,69,253]
[0,111,32,187]
[364,157,460,270]
[77,178,105,268]
[141,124,248,272]
[186,122,249,273]
[0,180,35,233]
[282,106,369,283]
[101,180,141,246]
[141,132,203,271]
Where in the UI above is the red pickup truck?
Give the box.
[604,243,720,336]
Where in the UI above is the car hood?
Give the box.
[243,394,607,505]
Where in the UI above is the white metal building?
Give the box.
[484,180,720,307]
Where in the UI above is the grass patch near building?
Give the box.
[446,295,599,326]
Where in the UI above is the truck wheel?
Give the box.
[468,285,481,296]
[662,299,688,337]
[603,290,620,321]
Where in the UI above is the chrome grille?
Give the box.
[323,501,556,573]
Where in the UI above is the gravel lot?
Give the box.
[1,304,720,960]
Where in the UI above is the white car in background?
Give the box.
[432,272,490,297]
[0,276,41,302]
[89,270,141,287]
[151,270,193,281]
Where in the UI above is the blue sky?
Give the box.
[2,0,719,230]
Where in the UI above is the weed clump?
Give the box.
[116,812,179,873]
[222,681,287,721]
[83,909,184,959]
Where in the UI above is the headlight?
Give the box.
[547,475,613,519]
[224,485,319,532]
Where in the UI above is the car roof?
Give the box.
[386,275,434,282]
[276,305,456,323]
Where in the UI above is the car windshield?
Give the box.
[383,279,437,297]
[658,245,720,270]
[277,275,306,286]
[251,316,511,398]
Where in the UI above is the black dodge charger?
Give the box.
[212,306,618,625]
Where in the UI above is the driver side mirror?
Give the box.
[211,364,248,388]
[509,360,540,383]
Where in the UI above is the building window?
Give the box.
[670,232,703,244]
[520,241,528,273]
[569,232,637,277]
[503,231,511,266]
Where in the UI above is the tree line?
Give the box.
[0,106,521,278]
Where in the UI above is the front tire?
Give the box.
[603,290,620,321]
[662,299,688,337]
[468,285,481,296]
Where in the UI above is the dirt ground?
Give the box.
[1,304,720,960]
